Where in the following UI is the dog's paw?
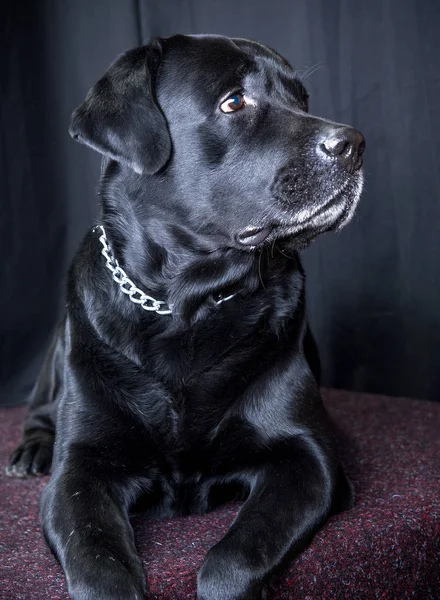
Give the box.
[68,560,147,600]
[197,547,264,600]
[6,433,54,477]
[69,581,145,600]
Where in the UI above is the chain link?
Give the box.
[94,225,173,314]
[94,225,236,316]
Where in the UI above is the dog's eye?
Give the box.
[220,93,245,113]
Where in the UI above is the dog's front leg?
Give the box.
[198,435,346,600]
[41,463,147,600]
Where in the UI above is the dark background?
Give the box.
[1,0,439,406]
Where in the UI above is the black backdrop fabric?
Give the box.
[1,0,439,406]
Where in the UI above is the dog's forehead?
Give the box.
[161,35,255,92]
[159,34,306,104]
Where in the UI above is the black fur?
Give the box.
[7,34,365,600]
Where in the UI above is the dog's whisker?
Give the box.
[274,245,295,261]
[297,62,323,81]
[271,239,276,259]
[258,251,265,289]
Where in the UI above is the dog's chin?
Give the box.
[238,171,364,251]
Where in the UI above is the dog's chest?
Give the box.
[143,324,257,413]
[134,313,290,471]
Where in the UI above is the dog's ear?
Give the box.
[69,39,171,174]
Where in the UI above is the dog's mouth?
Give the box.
[237,171,364,249]
[236,226,273,246]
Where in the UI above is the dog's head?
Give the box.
[70,34,364,251]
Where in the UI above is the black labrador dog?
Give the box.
[7,34,364,600]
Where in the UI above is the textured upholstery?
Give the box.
[1,390,439,600]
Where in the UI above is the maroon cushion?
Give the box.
[1,390,439,599]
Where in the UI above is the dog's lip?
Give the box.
[236,226,273,246]
[237,174,362,248]
[272,175,363,239]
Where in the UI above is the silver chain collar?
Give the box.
[94,225,235,316]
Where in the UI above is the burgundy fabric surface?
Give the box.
[0,389,439,600]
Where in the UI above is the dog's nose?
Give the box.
[320,127,365,173]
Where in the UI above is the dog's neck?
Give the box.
[97,162,301,325]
